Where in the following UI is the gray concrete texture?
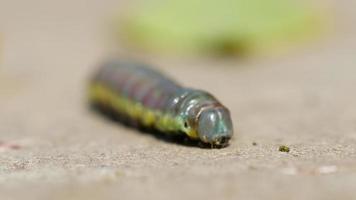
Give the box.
[0,0,356,199]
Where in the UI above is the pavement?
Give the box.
[0,0,356,199]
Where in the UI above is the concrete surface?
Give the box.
[0,0,356,199]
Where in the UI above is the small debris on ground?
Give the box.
[279,145,290,153]
[0,140,22,152]
[252,142,257,146]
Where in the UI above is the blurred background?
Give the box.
[1,0,356,199]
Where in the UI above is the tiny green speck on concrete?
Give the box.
[279,145,290,152]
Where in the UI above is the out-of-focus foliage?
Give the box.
[118,0,325,56]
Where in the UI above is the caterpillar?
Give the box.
[89,59,233,147]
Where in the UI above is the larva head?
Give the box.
[176,89,233,147]
[197,107,233,147]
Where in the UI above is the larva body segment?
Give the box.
[89,60,233,147]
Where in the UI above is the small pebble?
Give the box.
[279,145,290,153]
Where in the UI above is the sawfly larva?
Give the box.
[89,59,233,148]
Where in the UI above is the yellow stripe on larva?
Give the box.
[89,83,182,134]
